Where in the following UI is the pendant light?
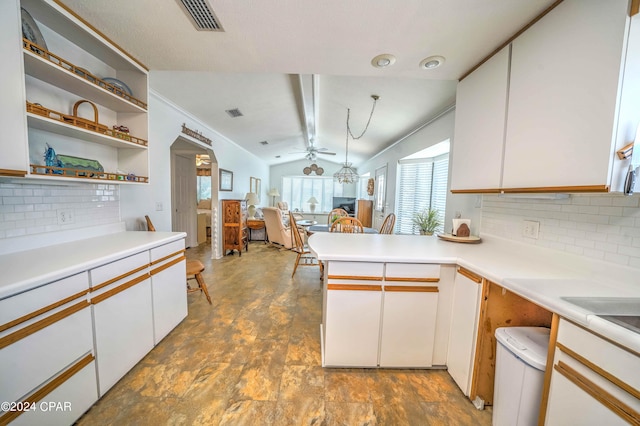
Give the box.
[334,95,379,184]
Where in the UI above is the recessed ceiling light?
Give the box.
[371,54,396,68]
[420,55,445,70]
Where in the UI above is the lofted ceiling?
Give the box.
[61,0,557,166]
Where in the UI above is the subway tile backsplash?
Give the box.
[0,182,120,239]
[481,194,640,269]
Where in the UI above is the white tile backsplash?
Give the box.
[0,182,120,239]
[481,194,640,269]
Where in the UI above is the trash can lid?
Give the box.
[495,326,550,371]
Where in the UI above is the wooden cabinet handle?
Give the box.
[150,255,186,276]
[327,284,382,291]
[457,267,482,283]
[384,285,439,292]
[91,273,150,304]
[384,277,439,283]
[327,275,383,281]
[554,361,640,424]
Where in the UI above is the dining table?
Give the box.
[307,224,379,234]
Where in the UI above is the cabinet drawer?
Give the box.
[90,251,149,291]
[0,272,89,329]
[0,305,93,408]
[385,263,440,281]
[327,261,383,280]
[150,239,184,262]
[7,355,98,426]
[557,319,640,392]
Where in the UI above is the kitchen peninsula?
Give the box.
[308,232,640,422]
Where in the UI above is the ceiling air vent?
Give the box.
[177,0,224,31]
[259,141,269,145]
[225,108,243,118]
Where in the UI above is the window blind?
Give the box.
[396,154,449,235]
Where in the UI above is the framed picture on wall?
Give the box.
[220,169,233,191]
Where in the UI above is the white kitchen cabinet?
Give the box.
[1,0,149,183]
[543,318,640,425]
[149,239,187,345]
[323,262,384,367]
[451,46,510,193]
[503,0,637,191]
[90,251,154,396]
[0,0,29,177]
[0,272,97,425]
[451,0,640,193]
[380,263,440,367]
[446,266,483,396]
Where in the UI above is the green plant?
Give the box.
[413,208,441,235]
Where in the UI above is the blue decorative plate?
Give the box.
[21,8,48,54]
[101,77,133,96]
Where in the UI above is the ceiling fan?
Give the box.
[290,143,336,161]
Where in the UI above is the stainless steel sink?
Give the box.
[561,297,640,333]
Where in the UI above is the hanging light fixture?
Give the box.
[334,94,379,184]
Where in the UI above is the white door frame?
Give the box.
[373,164,388,229]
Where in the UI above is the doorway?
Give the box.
[170,137,219,258]
[373,164,388,229]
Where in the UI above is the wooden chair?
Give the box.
[289,212,323,279]
[330,217,364,233]
[327,208,349,225]
[379,213,396,234]
[145,215,212,305]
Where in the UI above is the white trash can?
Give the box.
[493,326,550,426]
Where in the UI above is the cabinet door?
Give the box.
[150,240,187,345]
[446,267,483,396]
[379,287,438,367]
[324,285,383,367]
[0,0,28,176]
[90,252,153,396]
[503,0,629,189]
[451,46,510,192]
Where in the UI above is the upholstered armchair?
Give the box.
[262,207,293,249]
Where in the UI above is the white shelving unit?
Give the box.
[1,0,149,184]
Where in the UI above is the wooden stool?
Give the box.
[186,260,212,305]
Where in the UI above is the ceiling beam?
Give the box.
[296,74,319,148]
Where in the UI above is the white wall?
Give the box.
[120,90,270,232]
[357,108,481,235]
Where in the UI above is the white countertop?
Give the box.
[309,232,640,353]
[0,231,186,300]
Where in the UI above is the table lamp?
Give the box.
[245,192,259,219]
[307,196,319,213]
[267,188,280,206]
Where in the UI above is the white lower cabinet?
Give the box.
[446,266,483,396]
[0,273,96,425]
[149,240,187,345]
[324,285,383,367]
[323,261,448,368]
[544,318,640,425]
[379,288,438,367]
[90,252,154,396]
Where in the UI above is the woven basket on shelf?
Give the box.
[63,100,108,133]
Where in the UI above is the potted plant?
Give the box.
[413,208,441,235]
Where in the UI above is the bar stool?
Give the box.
[186,259,212,305]
[145,215,212,305]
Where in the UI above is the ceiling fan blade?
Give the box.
[317,151,336,155]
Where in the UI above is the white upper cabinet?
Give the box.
[503,0,635,191]
[1,0,150,183]
[452,0,640,193]
[451,46,510,192]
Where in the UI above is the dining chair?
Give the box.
[330,217,364,233]
[145,215,212,304]
[327,208,349,225]
[379,213,396,234]
[289,212,323,279]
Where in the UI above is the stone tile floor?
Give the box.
[76,241,492,425]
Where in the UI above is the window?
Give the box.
[395,142,449,235]
[197,175,211,202]
[282,176,343,212]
